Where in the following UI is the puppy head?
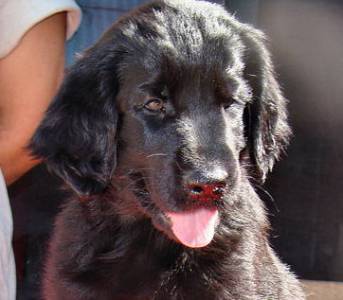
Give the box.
[30,0,290,247]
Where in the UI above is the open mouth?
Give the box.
[130,172,221,248]
[166,207,219,248]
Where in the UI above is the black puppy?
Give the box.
[31,1,305,299]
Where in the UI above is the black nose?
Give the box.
[186,181,226,201]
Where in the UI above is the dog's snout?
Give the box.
[187,181,226,201]
[183,167,229,201]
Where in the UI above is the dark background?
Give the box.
[226,0,343,281]
[9,0,343,298]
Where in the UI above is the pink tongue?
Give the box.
[166,207,219,248]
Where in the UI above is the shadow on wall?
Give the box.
[255,0,343,281]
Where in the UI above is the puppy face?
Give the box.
[31,1,291,248]
[115,43,248,246]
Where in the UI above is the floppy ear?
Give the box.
[30,46,120,196]
[241,28,291,183]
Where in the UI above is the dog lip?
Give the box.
[128,171,221,247]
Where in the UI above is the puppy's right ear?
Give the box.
[30,47,120,196]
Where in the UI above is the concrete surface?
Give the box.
[302,280,343,300]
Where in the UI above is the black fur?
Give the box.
[30,1,304,299]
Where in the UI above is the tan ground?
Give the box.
[302,280,343,300]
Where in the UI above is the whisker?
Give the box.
[251,181,279,213]
[174,160,184,173]
[146,153,168,158]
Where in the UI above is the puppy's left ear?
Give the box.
[241,28,291,183]
[30,46,120,196]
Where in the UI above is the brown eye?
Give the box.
[144,98,165,112]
